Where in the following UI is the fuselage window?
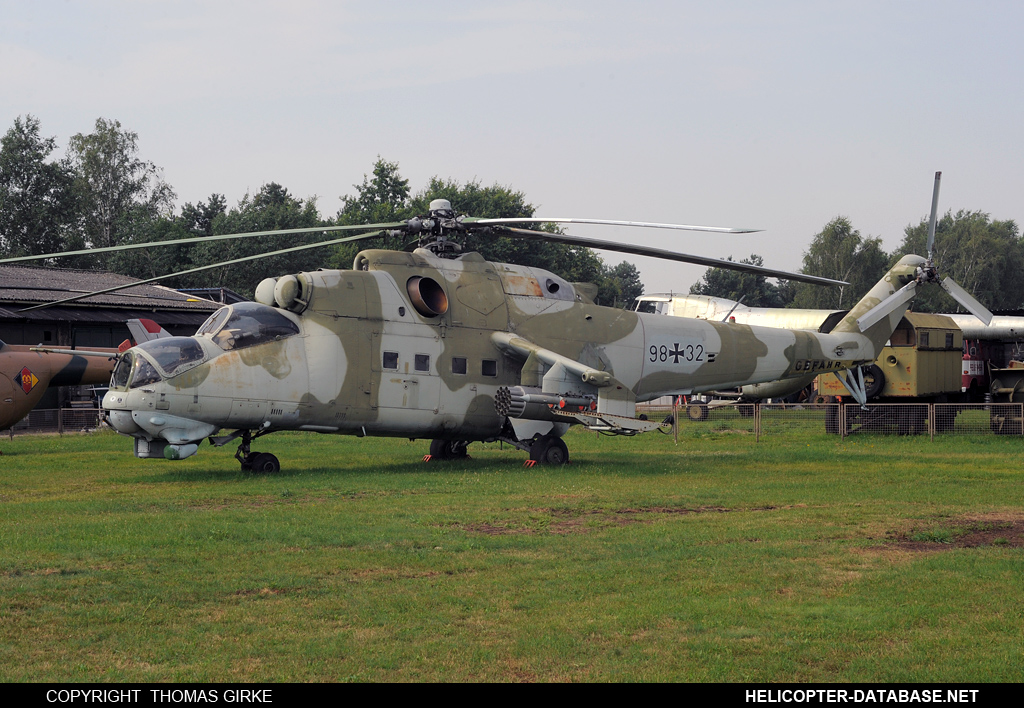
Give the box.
[482,359,497,377]
[415,354,430,372]
[452,357,467,375]
[383,351,399,370]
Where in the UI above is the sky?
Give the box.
[2,0,1022,294]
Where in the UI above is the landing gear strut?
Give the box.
[234,430,280,473]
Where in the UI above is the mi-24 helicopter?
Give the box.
[2,179,973,471]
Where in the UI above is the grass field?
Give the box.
[2,424,1023,682]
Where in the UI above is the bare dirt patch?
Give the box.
[887,518,1024,551]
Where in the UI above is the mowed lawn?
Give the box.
[1,425,1023,682]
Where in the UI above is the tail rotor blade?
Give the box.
[940,277,994,326]
[856,281,918,332]
[926,171,941,260]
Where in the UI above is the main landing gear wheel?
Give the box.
[240,452,280,473]
[429,439,469,460]
[245,452,280,474]
[529,434,569,465]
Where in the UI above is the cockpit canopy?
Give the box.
[197,302,300,352]
[111,336,207,390]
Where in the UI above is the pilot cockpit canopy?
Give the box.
[197,302,300,352]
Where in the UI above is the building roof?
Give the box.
[0,265,221,321]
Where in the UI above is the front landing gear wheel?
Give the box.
[529,435,569,465]
[429,439,469,460]
[249,452,280,474]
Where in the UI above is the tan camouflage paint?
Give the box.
[102,250,920,452]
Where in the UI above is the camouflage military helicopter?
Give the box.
[1,319,170,431]
[3,199,937,471]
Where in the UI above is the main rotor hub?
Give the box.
[400,200,469,258]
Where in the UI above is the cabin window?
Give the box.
[111,354,133,389]
[208,303,299,351]
[197,307,229,336]
[130,358,161,389]
[135,337,206,375]
[482,359,497,377]
[946,333,954,349]
[383,351,399,370]
[415,354,430,372]
[452,357,467,375]
[920,332,930,348]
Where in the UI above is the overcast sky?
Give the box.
[2,1,1022,293]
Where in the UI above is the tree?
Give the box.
[600,261,645,308]
[892,210,1024,312]
[0,115,79,259]
[791,217,889,310]
[67,117,175,251]
[690,254,791,307]
[186,183,326,297]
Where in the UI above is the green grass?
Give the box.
[1,426,1023,682]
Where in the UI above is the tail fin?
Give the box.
[830,254,925,352]
[126,318,171,344]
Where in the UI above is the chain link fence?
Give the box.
[639,402,1024,440]
[6,408,104,437]
[9,403,1024,441]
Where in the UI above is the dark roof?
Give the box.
[0,265,221,321]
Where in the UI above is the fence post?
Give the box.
[755,403,760,442]
[673,400,679,445]
[58,408,64,436]
[929,403,934,442]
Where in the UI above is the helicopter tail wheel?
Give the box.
[428,439,470,460]
[529,434,569,465]
[247,452,280,474]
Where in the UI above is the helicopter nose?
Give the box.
[107,409,142,435]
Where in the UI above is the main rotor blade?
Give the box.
[856,281,918,332]
[467,217,760,234]
[926,171,941,260]
[940,276,994,326]
[17,230,387,313]
[0,221,406,265]
[499,226,846,286]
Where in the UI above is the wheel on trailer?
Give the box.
[687,403,709,422]
[429,439,469,460]
[249,452,280,474]
[862,364,885,399]
[529,434,569,465]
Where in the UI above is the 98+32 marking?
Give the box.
[649,343,704,364]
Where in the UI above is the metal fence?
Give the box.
[6,408,103,437]
[10,403,1024,440]
[641,402,1024,440]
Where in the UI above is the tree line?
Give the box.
[0,116,643,305]
[690,212,1023,313]
[5,115,1017,314]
